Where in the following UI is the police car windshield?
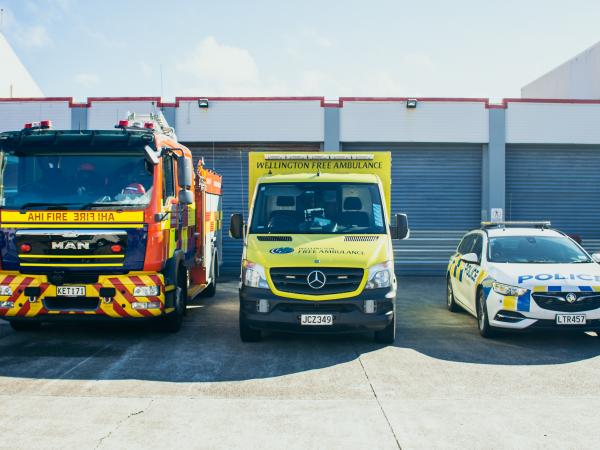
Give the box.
[488,236,592,264]
[0,151,153,209]
[249,182,386,234]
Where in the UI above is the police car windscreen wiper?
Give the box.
[18,202,86,211]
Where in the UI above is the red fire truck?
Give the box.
[0,113,222,332]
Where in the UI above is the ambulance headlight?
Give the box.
[242,260,269,289]
[0,285,13,296]
[366,261,394,289]
[133,286,160,297]
[492,281,527,297]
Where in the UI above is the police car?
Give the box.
[446,222,600,337]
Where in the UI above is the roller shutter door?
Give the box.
[506,145,600,253]
[343,144,482,275]
[185,143,321,275]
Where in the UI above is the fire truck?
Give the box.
[0,113,222,332]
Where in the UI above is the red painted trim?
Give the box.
[504,97,600,105]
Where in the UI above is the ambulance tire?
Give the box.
[239,311,261,342]
[162,267,186,333]
[9,320,41,332]
[446,276,461,312]
[476,287,497,338]
[374,310,396,344]
[203,255,218,298]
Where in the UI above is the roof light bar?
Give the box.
[481,221,551,229]
[264,153,374,161]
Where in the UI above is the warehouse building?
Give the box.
[1,96,600,275]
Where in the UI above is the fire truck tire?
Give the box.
[9,320,42,332]
[203,255,218,298]
[162,267,186,333]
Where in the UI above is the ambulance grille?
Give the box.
[532,292,600,312]
[270,267,364,295]
[344,236,379,242]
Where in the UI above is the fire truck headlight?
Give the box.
[0,286,13,296]
[0,301,14,308]
[133,286,160,297]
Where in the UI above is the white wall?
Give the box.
[506,102,600,144]
[340,101,489,143]
[87,100,161,130]
[175,100,324,142]
[0,100,71,132]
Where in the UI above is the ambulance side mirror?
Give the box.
[592,253,600,264]
[461,253,479,265]
[230,213,244,239]
[391,213,409,240]
[178,189,193,205]
[177,155,193,189]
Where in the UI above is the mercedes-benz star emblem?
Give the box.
[566,293,577,304]
[307,270,327,290]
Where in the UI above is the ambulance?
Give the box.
[230,152,409,343]
[447,222,600,337]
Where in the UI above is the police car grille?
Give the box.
[270,267,364,295]
[532,292,600,312]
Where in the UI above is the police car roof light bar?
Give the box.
[481,221,552,230]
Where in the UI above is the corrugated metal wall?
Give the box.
[342,144,482,275]
[506,145,600,253]
[184,143,322,275]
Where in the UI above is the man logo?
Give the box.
[565,293,577,304]
[51,241,90,250]
[269,247,294,255]
[307,270,327,290]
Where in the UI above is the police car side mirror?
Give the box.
[178,189,193,205]
[391,213,410,240]
[592,253,600,264]
[461,252,479,265]
[230,213,244,239]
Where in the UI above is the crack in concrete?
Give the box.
[95,398,154,449]
[354,346,402,450]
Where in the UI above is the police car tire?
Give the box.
[477,288,497,338]
[446,277,460,312]
[239,311,261,342]
[374,312,396,344]
[9,320,41,332]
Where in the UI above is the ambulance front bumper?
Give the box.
[0,271,170,321]
[486,289,600,331]
[240,286,395,333]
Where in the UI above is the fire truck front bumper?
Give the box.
[0,271,171,321]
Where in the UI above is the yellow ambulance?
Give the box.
[230,152,409,343]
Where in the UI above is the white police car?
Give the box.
[446,222,600,337]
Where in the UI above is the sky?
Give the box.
[2,0,600,102]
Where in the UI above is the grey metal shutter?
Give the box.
[342,144,483,275]
[506,145,600,253]
[184,143,321,275]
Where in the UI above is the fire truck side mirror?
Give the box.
[144,145,160,165]
[177,155,193,189]
[391,213,410,240]
[230,213,244,239]
[178,189,194,205]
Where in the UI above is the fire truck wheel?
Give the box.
[203,255,218,298]
[239,311,261,342]
[9,320,42,332]
[162,268,186,333]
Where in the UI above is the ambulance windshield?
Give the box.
[250,182,386,234]
[0,151,154,209]
[488,236,592,264]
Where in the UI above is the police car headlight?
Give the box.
[242,260,269,289]
[492,281,527,297]
[133,286,160,297]
[366,261,394,289]
[0,285,13,296]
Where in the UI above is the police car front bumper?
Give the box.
[239,286,395,333]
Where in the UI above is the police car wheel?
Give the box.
[477,288,497,338]
[9,320,41,332]
[446,277,460,312]
[239,311,261,342]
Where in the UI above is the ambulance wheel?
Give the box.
[374,312,396,344]
[162,269,186,333]
[239,311,261,342]
[476,287,497,338]
[446,277,460,312]
[203,255,218,298]
[9,320,41,332]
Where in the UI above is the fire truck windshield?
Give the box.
[0,151,154,209]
